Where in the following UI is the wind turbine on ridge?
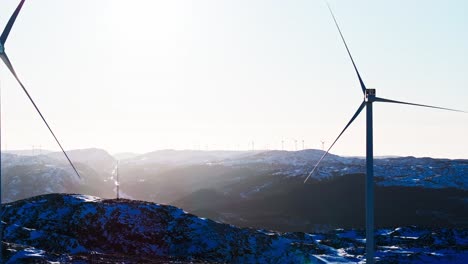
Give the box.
[0,0,81,179]
[304,3,466,263]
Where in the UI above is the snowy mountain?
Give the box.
[1,153,83,202]
[2,149,467,233]
[220,149,344,167]
[217,150,468,190]
[2,194,467,263]
[3,149,53,156]
[123,149,255,166]
[46,148,116,175]
[1,150,117,202]
[113,152,140,160]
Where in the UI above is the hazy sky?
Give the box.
[0,0,467,158]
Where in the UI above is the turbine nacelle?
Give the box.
[365,88,376,102]
[309,3,466,263]
[0,43,4,54]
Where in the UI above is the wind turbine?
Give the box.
[304,3,466,263]
[0,0,80,178]
[1,3,82,258]
[115,161,120,200]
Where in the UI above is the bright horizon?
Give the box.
[1,0,467,159]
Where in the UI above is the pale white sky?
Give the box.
[1,0,467,158]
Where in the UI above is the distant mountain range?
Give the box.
[1,148,116,202]
[3,149,53,156]
[113,152,140,160]
[1,148,467,232]
[2,194,466,263]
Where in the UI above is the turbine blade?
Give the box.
[304,101,366,183]
[0,53,82,179]
[326,2,366,94]
[374,97,466,113]
[1,0,26,45]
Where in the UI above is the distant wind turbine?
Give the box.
[304,3,466,263]
[0,0,80,178]
[115,161,120,200]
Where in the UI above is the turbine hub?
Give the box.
[0,42,4,54]
[365,88,376,102]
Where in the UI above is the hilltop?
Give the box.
[2,194,467,263]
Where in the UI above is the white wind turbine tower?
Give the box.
[304,3,467,263]
[115,161,120,200]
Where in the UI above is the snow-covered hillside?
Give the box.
[122,149,255,166]
[46,148,116,174]
[1,150,117,202]
[1,153,81,202]
[2,194,466,263]
[217,150,468,190]
[5,148,467,191]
